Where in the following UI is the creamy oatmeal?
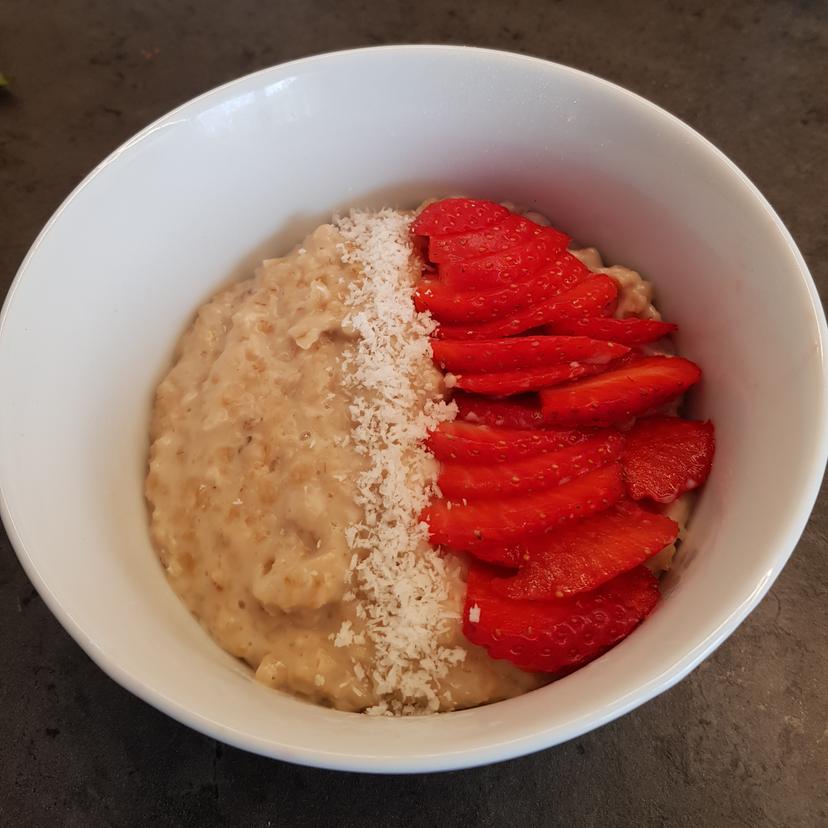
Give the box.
[571,246,662,321]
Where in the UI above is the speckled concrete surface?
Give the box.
[1,1,826,825]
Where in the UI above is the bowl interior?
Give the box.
[0,46,825,772]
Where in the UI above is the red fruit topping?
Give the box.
[437,432,625,499]
[411,198,509,237]
[539,356,701,427]
[431,336,629,373]
[463,563,661,673]
[410,197,714,683]
[423,463,624,548]
[439,231,570,291]
[436,275,618,340]
[453,392,551,430]
[426,421,591,464]
[452,360,616,396]
[429,213,554,263]
[461,543,524,569]
[490,501,678,599]
[413,252,591,324]
[544,316,678,345]
[622,416,715,503]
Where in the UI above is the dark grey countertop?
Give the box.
[1,2,826,825]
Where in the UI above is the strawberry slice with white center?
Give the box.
[411,198,509,236]
[539,356,701,427]
[488,501,678,599]
[622,416,715,503]
[463,563,661,674]
[437,432,624,499]
[423,463,624,547]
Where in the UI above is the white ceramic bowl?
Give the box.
[1,46,826,773]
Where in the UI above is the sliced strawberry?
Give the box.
[439,231,570,291]
[465,539,533,568]
[436,275,618,340]
[622,416,715,503]
[428,214,558,263]
[431,336,629,373]
[460,543,524,569]
[453,392,551,430]
[490,501,678,600]
[438,432,625,499]
[545,316,678,344]
[453,360,615,396]
[426,421,591,464]
[423,463,624,547]
[414,253,591,324]
[539,356,702,427]
[463,563,661,673]
[411,198,509,237]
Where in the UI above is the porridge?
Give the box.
[146,198,714,714]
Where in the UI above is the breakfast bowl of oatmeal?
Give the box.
[1,46,825,772]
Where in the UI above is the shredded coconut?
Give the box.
[334,208,462,715]
[333,620,355,647]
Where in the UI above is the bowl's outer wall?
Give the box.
[1,47,826,772]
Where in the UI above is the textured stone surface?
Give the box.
[1,1,826,825]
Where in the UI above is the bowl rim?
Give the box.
[1,44,827,774]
